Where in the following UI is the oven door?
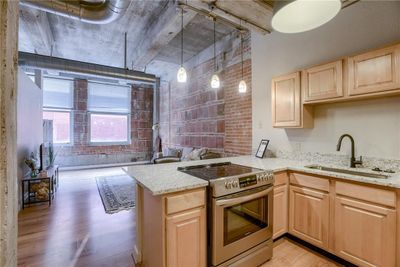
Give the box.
[212,185,273,266]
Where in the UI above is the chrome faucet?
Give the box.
[336,134,363,168]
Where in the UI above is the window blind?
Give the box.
[88,82,131,113]
[43,77,74,109]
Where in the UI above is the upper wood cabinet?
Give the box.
[348,44,400,96]
[271,72,313,128]
[303,60,344,102]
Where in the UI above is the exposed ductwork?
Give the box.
[19,0,132,24]
[19,52,157,83]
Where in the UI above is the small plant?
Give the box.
[24,152,40,178]
[48,143,58,166]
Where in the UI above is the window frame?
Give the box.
[43,108,74,146]
[42,77,74,146]
[88,111,131,146]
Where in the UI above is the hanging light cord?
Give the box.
[181,8,184,67]
[241,33,244,79]
[214,19,217,72]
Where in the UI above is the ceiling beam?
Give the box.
[130,1,197,69]
[180,0,270,34]
[19,9,55,56]
[252,0,273,12]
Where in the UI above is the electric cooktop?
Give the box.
[177,162,264,181]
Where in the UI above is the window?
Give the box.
[88,82,131,144]
[42,77,73,144]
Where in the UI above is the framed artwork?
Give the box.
[256,139,269,158]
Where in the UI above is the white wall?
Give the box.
[17,69,43,185]
[252,1,400,159]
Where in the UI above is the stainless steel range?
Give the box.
[178,162,274,267]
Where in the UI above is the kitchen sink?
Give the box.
[305,165,390,179]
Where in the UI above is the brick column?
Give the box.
[0,0,19,265]
[73,79,88,146]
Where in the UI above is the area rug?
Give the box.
[96,175,135,214]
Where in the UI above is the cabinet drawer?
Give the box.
[166,189,205,215]
[274,172,288,186]
[335,181,396,208]
[290,173,330,192]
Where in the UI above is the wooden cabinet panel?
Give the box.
[271,72,301,128]
[303,60,343,102]
[335,196,396,267]
[273,184,288,239]
[166,189,205,215]
[289,185,329,249]
[166,208,206,267]
[348,45,400,96]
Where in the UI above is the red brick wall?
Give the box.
[159,34,252,156]
[56,79,153,165]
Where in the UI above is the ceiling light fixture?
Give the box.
[210,18,220,89]
[238,31,247,93]
[271,0,341,34]
[177,8,187,83]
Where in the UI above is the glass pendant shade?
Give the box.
[211,74,220,89]
[238,80,247,93]
[271,0,341,33]
[177,66,187,83]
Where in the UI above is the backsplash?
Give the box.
[264,149,400,173]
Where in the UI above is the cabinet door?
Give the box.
[273,184,288,239]
[271,72,301,128]
[348,45,400,96]
[335,196,396,267]
[289,185,329,249]
[166,208,206,267]
[303,60,343,102]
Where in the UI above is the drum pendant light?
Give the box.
[271,0,341,34]
[210,19,220,89]
[238,32,247,93]
[177,8,187,83]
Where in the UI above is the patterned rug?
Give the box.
[96,175,135,214]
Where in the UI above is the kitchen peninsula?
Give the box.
[125,155,400,267]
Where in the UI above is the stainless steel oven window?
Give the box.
[223,195,269,246]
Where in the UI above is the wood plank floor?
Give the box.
[18,167,342,267]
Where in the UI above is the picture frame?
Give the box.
[256,139,269,158]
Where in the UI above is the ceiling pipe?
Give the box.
[19,0,132,24]
[18,52,157,83]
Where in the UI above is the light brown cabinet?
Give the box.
[289,185,330,250]
[303,60,344,102]
[137,186,206,267]
[348,44,400,96]
[271,72,313,128]
[273,172,288,239]
[166,207,206,267]
[334,182,397,267]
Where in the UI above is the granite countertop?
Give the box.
[124,156,400,195]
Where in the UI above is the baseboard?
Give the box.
[59,161,151,171]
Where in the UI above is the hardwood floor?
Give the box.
[18,167,341,267]
[18,167,136,267]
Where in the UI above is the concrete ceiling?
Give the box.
[18,0,274,78]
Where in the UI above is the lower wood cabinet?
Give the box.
[289,185,330,250]
[166,207,206,267]
[273,173,288,239]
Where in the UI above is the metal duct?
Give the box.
[19,52,156,83]
[20,0,132,24]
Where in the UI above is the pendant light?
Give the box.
[210,19,220,89]
[177,8,187,83]
[238,32,247,93]
[271,0,341,34]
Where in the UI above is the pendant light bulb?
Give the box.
[238,80,247,93]
[211,74,220,89]
[177,66,187,83]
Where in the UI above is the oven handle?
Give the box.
[215,186,273,207]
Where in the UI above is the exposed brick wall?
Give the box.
[160,33,252,156]
[56,80,153,166]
